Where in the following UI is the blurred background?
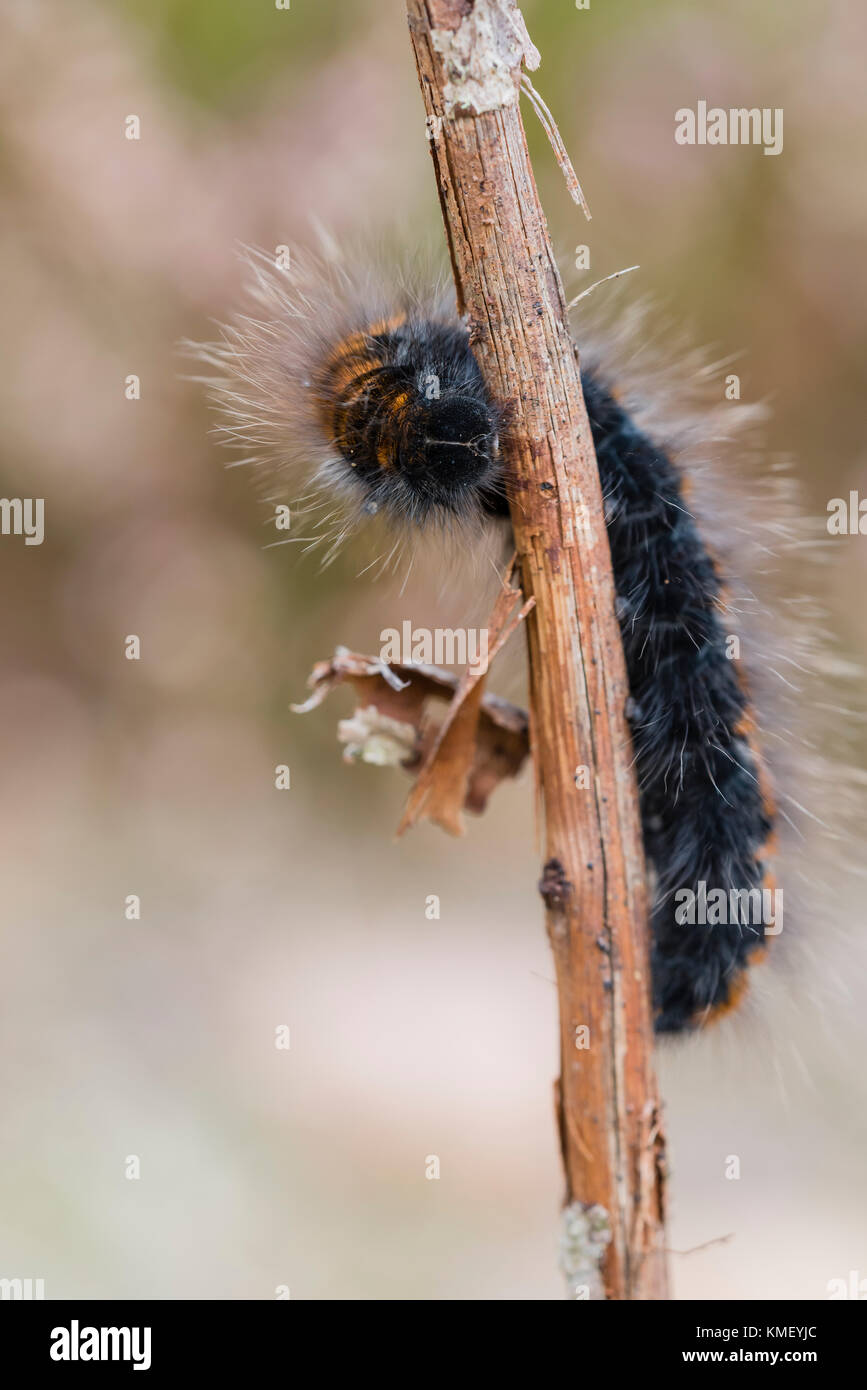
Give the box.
[1,0,865,1300]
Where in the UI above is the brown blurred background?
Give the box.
[0,0,865,1299]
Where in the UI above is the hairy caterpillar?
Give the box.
[195,249,783,1035]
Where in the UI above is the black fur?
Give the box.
[480,369,774,1031]
[323,316,774,1033]
[580,369,773,1031]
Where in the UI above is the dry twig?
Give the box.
[406,0,668,1299]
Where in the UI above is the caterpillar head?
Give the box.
[189,250,509,566]
[319,314,503,526]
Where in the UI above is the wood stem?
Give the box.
[407,0,669,1299]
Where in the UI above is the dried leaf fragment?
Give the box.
[292,578,533,835]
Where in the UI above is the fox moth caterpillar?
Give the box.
[196,248,794,1035]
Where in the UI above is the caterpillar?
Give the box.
[195,249,781,1035]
